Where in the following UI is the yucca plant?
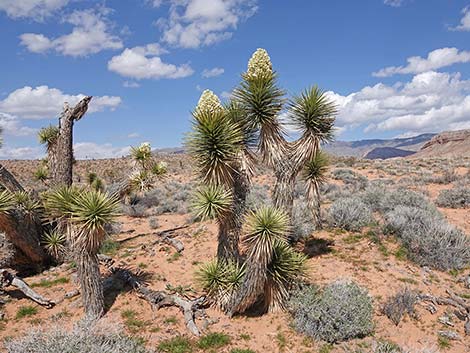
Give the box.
[151,161,167,177]
[196,259,245,310]
[33,167,49,184]
[43,187,120,318]
[191,184,233,221]
[42,229,67,260]
[302,151,329,228]
[265,242,307,311]
[228,206,291,315]
[130,142,152,169]
[0,190,14,214]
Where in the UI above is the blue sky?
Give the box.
[1,0,470,159]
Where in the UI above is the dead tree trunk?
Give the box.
[0,269,55,308]
[0,164,24,193]
[0,165,50,274]
[53,96,92,186]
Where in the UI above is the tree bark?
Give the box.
[76,250,104,319]
[0,164,24,193]
[54,96,92,186]
[272,161,296,217]
[217,168,249,262]
[227,261,266,316]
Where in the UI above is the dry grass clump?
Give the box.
[4,320,151,353]
[289,280,373,343]
[382,288,418,326]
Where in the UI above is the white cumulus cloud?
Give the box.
[0,0,68,21]
[0,86,121,120]
[73,142,131,159]
[450,6,470,32]
[20,7,123,56]
[328,70,470,135]
[157,0,258,49]
[108,44,194,80]
[202,67,224,78]
[0,113,37,136]
[373,47,470,77]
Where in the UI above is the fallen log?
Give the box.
[99,257,207,336]
[118,225,189,244]
[0,269,55,308]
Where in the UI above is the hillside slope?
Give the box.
[412,129,470,158]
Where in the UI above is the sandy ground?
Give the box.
[0,158,469,352]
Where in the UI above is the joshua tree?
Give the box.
[187,90,254,261]
[302,151,329,229]
[234,49,337,218]
[226,49,336,315]
[44,187,120,319]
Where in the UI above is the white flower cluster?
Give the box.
[138,142,152,156]
[247,48,273,79]
[196,89,224,115]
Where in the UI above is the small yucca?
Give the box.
[33,167,49,182]
[43,229,67,260]
[38,125,59,146]
[243,206,290,265]
[13,191,41,215]
[265,241,308,311]
[195,259,245,309]
[151,161,167,177]
[0,190,14,214]
[191,184,233,221]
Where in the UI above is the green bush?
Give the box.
[289,280,373,343]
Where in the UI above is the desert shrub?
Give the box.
[385,207,470,270]
[148,217,160,229]
[328,197,373,231]
[380,188,437,214]
[246,184,271,211]
[121,204,147,218]
[436,187,470,208]
[331,169,368,190]
[4,321,151,353]
[291,198,316,242]
[360,185,387,212]
[289,281,373,343]
[104,222,123,235]
[321,183,351,201]
[382,288,418,325]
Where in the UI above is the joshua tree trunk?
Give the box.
[48,141,59,183]
[76,250,104,319]
[217,169,249,261]
[272,165,296,218]
[227,260,266,316]
[308,184,322,229]
[54,96,92,186]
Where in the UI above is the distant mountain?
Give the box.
[412,129,470,158]
[364,147,416,159]
[324,133,436,159]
